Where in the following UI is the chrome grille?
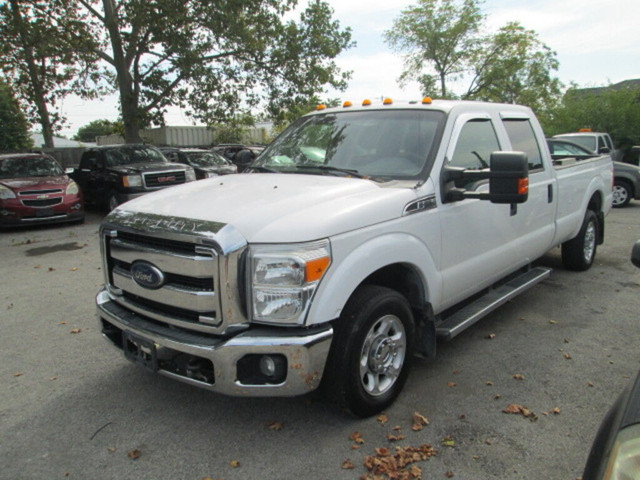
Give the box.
[143,170,186,188]
[19,188,63,196]
[105,230,221,333]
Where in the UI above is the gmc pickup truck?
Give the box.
[96,99,613,416]
[72,144,196,211]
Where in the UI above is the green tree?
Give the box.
[463,22,562,116]
[73,119,122,142]
[0,79,33,151]
[385,0,483,98]
[545,86,640,145]
[0,0,100,148]
[385,0,562,110]
[74,0,353,143]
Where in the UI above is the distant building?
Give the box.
[30,132,96,148]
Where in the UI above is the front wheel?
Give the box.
[562,210,598,271]
[321,285,415,417]
[107,193,119,212]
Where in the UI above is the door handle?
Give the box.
[548,184,553,203]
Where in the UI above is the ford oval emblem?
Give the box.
[131,261,165,289]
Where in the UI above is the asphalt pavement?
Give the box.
[1,205,639,480]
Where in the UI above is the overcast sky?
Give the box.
[57,0,640,138]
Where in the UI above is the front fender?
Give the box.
[305,231,441,326]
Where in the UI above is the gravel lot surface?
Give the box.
[1,205,639,480]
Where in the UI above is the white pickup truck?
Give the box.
[96,99,613,416]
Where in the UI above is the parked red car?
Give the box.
[0,153,84,228]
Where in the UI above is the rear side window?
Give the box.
[503,119,543,171]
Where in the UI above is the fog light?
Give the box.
[237,354,287,385]
[260,355,277,377]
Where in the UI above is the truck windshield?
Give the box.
[253,109,444,180]
[105,146,168,167]
[555,135,597,153]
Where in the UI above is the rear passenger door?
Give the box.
[501,114,556,261]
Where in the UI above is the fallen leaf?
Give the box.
[341,460,355,469]
[486,381,494,386]
[230,460,240,468]
[70,328,82,334]
[447,382,457,388]
[445,472,455,478]
[485,438,493,445]
[486,333,496,339]
[564,338,570,344]
[7,303,13,310]
[350,432,365,444]
[551,407,561,415]
[49,376,58,381]
[410,465,422,477]
[387,434,405,442]
[375,447,391,456]
[34,265,41,269]
[587,381,595,387]
[14,372,24,377]
[549,320,558,324]
[70,267,78,271]
[563,352,572,360]
[412,412,429,431]
[393,425,402,432]
[453,369,461,375]
[458,414,466,420]
[502,404,538,422]
[377,414,389,425]
[127,449,141,460]
[48,267,56,272]
[267,421,283,431]
[494,394,502,400]
[351,445,360,450]
[513,374,525,380]
[107,447,117,453]
[59,321,67,325]
[442,435,455,447]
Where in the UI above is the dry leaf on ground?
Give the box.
[503,404,538,422]
[127,449,141,460]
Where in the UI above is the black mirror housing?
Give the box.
[488,152,529,204]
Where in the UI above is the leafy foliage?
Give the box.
[385,0,562,110]
[544,86,640,146]
[74,0,353,143]
[73,119,123,142]
[0,0,102,147]
[0,79,33,151]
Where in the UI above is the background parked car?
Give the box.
[547,138,640,208]
[71,144,196,211]
[211,143,265,172]
[553,131,620,161]
[0,152,84,228]
[158,147,237,179]
[582,240,640,479]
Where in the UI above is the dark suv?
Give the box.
[71,144,195,210]
[211,144,265,172]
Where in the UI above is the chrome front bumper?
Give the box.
[96,288,333,396]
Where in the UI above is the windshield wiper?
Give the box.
[294,165,365,178]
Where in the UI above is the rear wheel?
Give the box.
[321,285,415,417]
[612,180,632,208]
[562,210,598,271]
[107,193,119,212]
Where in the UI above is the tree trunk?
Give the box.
[9,0,54,148]
[440,73,447,99]
[102,0,141,143]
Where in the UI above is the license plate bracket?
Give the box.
[36,208,54,217]
[123,332,158,372]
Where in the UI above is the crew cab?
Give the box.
[72,144,196,211]
[95,100,613,416]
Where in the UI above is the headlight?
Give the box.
[0,185,16,199]
[186,168,196,182]
[603,424,640,479]
[66,180,79,195]
[249,239,331,325]
[123,175,142,187]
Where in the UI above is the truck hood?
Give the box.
[116,173,417,243]
[108,162,187,175]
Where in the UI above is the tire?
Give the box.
[107,193,119,212]
[321,285,415,417]
[612,180,632,208]
[562,210,598,271]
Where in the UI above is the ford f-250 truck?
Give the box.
[96,99,613,416]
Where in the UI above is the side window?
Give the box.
[81,153,99,170]
[604,135,613,150]
[597,136,606,151]
[450,119,500,170]
[503,119,543,171]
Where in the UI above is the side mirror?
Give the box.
[598,147,611,154]
[442,151,529,204]
[64,167,74,174]
[632,241,640,268]
[488,151,529,204]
